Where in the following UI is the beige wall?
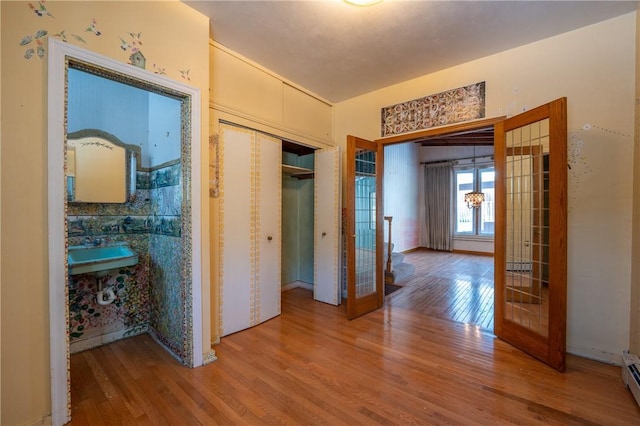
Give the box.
[335,13,637,363]
[0,2,209,425]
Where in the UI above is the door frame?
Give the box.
[47,39,204,425]
[344,117,505,320]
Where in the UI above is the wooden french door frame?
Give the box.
[494,98,567,371]
[346,135,384,319]
[351,117,504,323]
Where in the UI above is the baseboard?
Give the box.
[567,344,623,366]
[70,326,148,354]
[202,349,217,365]
[282,280,313,292]
[399,247,422,254]
[27,415,52,425]
[453,249,494,257]
[407,247,492,257]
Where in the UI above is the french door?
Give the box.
[346,136,384,319]
[494,98,567,371]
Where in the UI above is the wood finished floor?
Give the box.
[71,252,640,425]
[392,249,495,330]
[70,266,640,425]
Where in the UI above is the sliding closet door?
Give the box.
[256,132,282,323]
[219,124,254,336]
[314,147,341,305]
[218,123,281,337]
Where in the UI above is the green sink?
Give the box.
[68,242,138,275]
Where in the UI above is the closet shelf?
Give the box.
[282,164,314,179]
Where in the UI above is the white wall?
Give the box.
[68,69,182,169]
[335,13,636,363]
[383,143,420,252]
[148,93,181,167]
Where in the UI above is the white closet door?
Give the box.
[314,147,341,305]
[255,132,282,323]
[219,123,282,337]
[219,124,255,336]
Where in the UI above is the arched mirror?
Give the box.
[66,129,139,203]
[47,39,203,425]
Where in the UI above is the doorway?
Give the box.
[381,121,498,330]
[47,39,204,425]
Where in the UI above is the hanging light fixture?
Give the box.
[464,146,485,209]
[464,191,485,209]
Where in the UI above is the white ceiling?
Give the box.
[184,0,638,103]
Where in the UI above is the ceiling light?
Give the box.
[344,0,383,6]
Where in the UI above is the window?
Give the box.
[455,166,495,236]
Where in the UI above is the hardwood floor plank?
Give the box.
[69,252,640,424]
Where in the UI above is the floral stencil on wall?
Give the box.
[209,134,219,198]
[20,2,192,80]
[179,69,191,81]
[381,81,486,137]
[28,1,54,18]
[119,31,143,53]
[153,64,167,75]
[20,29,48,59]
[20,3,103,60]
[52,30,87,44]
[85,18,102,36]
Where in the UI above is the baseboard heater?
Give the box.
[622,350,640,407]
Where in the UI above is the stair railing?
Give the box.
[384,216,393,278]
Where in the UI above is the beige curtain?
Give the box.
[420,162,453,251]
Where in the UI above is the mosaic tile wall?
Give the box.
[147,162,185,360]
[67,162,184,359]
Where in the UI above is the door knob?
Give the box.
[267,236,273,241]
[322,232,327,237]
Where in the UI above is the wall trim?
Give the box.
[282,281,314,292]
[453,249,494,257]
[567,345,623,366]
[212,105,333,148]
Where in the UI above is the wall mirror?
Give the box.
[67,129,139,203]
[67,63,182,203]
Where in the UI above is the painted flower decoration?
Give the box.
[29,1,54,18]
[20,29,48,59]
[179,69,191,81]
[85,18,101,36]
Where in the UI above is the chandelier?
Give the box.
[464,145,485,209]
[464,191,485,209]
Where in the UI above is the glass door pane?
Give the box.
[505,119,549,337]
[479,168,495,235]
[355,149,377,298]
[346,135,383,319]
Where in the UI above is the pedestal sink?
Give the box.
[68,242,138,275]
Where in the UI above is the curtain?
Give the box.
[420,162,453,251]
